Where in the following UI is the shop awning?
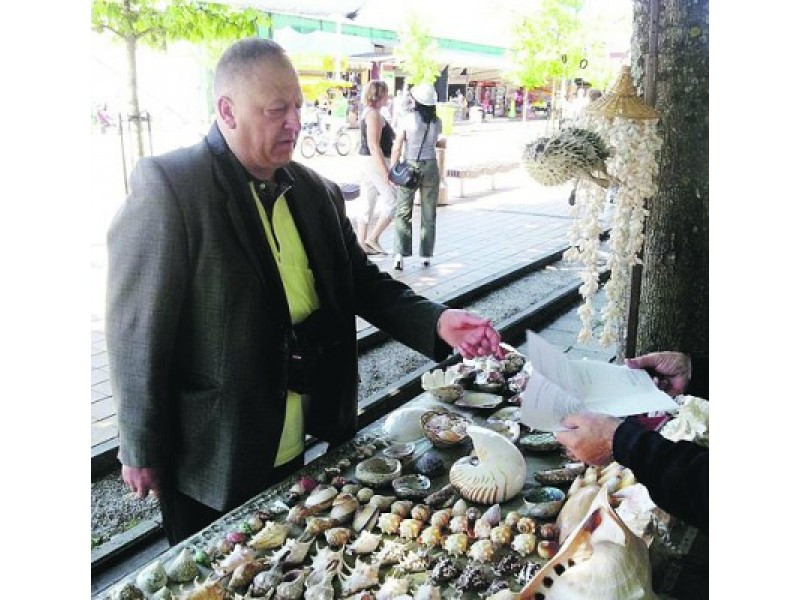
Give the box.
[274,26,376,57]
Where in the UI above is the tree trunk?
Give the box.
[629,0,709,356]
[125,33,145,161]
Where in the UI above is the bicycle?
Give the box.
[299,121,353,158]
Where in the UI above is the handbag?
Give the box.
[389,122,430,188]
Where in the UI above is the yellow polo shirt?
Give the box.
[250,182,320,466]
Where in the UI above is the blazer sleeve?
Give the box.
[687,353,709,398]
[105,157,189,468]
[613,418,709,533]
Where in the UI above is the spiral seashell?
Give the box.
[466,506,481,522]
[452,498,468,516]
[468,539,495,563]
[411,504,431,523]
[504,510,521,528]
[280,537,314,566]
[490,523,513,546]
[230,559,268,589]
[538,522,558,540]
[376,575,409,600]
[516,517,536,535]
[136,560,167,593]
[324,527,352,547]
[584,465,600,486]
[413,583,442,600]
[449,426,526,504]
[449,515,469,534]
[166,548,199,582]
[474,517,492,539]
[391,499,414,518]
[248,521,290,551]
[309,544,345,575]
[107,583,144,600]
[377,512,402,535]
[347,530,382,555]
[398,548,430,572]
[493,553,523,577]
[430,508,452,529]
[453,562,490,591]
[275,568,306,600]
[443,532,469,556]
[556,485,600,543]
[512,533,538,556]
[214,544,255,577]
[339,557,380,596]
[481,503,502,526]
[419,525,443,548]
[399,518,424,539]
[373,539,407,566]
[537,539,559,560]
[356,487,374,503]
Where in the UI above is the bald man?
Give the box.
[106,38,502,545]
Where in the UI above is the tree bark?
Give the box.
[126,33,145,161]
[629,0,709,356]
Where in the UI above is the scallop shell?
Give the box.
[324,527,352,547]
[468,539,495,563]
[135,560,167,593]
[443,532,469,556]
[490,523,514,546]
[347,530,382,555]
[166,548,199,582]
[419,525,443,548]
[430,509,452,529]
[248,521,290,550]
[449,426,526,504]
[377,512,402,535]
[512,533,538,556]
[399,518,424,540]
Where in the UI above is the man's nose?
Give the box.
[286,108,302,132]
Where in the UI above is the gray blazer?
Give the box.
[106,125,449,511]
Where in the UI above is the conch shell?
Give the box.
[449,426,526,504]
[518,487,657,600]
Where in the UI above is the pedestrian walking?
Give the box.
[390,83,444,270]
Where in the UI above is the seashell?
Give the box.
[539,522,559,540]
[493,553,523,577]
[324,526,352,547]
[567,473,585,497]
[519,432,561,454]
[481,503,502,526]
[211,536,233,556]
[522,486,566,519]
[490,523,514,546]
[449,515,469,534]
[421,409,472,448]
[430,556,461,584]
[166,547,199,582]
[418,525,443,547]
[377,512,403,535]
[279,537,314,566]
[331,493,360,524]
[474,517,492,539]
[391,499,414,518]
[534,462,587,487]
[537,539,559,560]
[556,485,600,543]
[305,485,339,513]
[376,575,409,600]
[373,539,407,566]
[453,562,490,591]
[398,548,430,572]
[330,475,349,489]
[443,532,469,556]
[303,570,336,600]
[286,504,311,525]
[107,582,145,600]
[517,562,542,586]
[393,474,432,500]
[356,487,374,503]
[584,465,600,486]
[449,426,526,504]
[512,533,538,557]
[468,539,495,563]
[422,368,464,402]
[304,516,336,536]
[352,503,379,533]
[466,506,481,523]
[411,504,431,522]
[412,451,445,477]
[135,560,167,593]
[399,518,424,539]
[343,483,361,496]
[309,544,345,576]
[179,579,226,600]
[275,569,307,600]
[430,509,452,529]
[150,588,172,600]
[484,419,521,444]
[382,441,416,466]
[226,530,248,545]
[500,350,526,375]
[485,589,518,600]
[230,558,268,589]
[452,498,469,516]
[504,510,521,528]
[383,406,429,442]
[454,390,504,409]
[347,530,382,555]
[368,494,397,510]
[290,476,318,495]
[423,484,457,508]
[248,521,289,550]
[247,514,264,532]
[339,557,380,596]
[516,517,536,535]
[413,583,442,600]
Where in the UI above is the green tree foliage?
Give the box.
[91,0,269,159]
[393,14,440,86]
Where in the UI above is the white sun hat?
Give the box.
[410,83,438,106]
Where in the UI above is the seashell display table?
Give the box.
[97,373,697,599]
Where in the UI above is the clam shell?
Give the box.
[523,486,566,519]
[383,406,429,442]
[352,503,379,533]
[449,426,526,504]
[355,457,402,488]
[519,432,561,454]
[454,391,504,409]
[304,485,339,513]
[534,462,587,487]
[392,474,432,500]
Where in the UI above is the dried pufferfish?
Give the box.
[523,127,613,188]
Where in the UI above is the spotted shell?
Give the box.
[443,532,469,556]
[430,557,461,584]
[430,509,452,529]
[474,518,492,539]
[377,512,402,535]
[512,533,538,556]
[490,524,514,546]
[516,517,536,535]
[468,539,495,563]
[449,515,470,534]
[419,525,443,548]
[399,518,424,539]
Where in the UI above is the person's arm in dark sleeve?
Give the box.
[613,419,708,533]
[687,353,709,398]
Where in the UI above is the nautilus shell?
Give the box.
[518,487,657,600]
[449,426,526,504]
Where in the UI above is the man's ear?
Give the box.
[217,96,236,128]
